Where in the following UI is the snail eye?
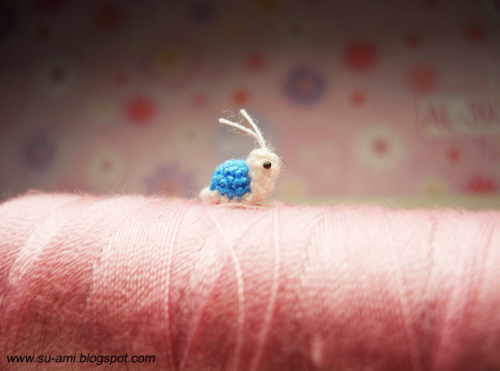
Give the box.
[263,161,272,169]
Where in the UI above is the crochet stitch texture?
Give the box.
[209,159,251,200]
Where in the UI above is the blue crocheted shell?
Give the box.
[209,159,251,200]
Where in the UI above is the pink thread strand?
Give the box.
[1,194,500,371]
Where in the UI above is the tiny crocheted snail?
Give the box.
[200,109,281,206]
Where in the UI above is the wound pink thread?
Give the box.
[0,194,499,371]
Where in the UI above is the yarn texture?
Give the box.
[245,148,280,204]
[200,110,281,205]
[209,159,251,200]
[1,193,500,371]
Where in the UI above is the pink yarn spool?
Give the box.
[0,193,499,370]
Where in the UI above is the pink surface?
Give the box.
[1,193,500,370]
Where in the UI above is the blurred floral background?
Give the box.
[0,0,500,206]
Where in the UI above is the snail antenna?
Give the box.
[219,118,260,142]
[239,109,267,149]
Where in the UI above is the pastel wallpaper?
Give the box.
[1,0,500,204]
